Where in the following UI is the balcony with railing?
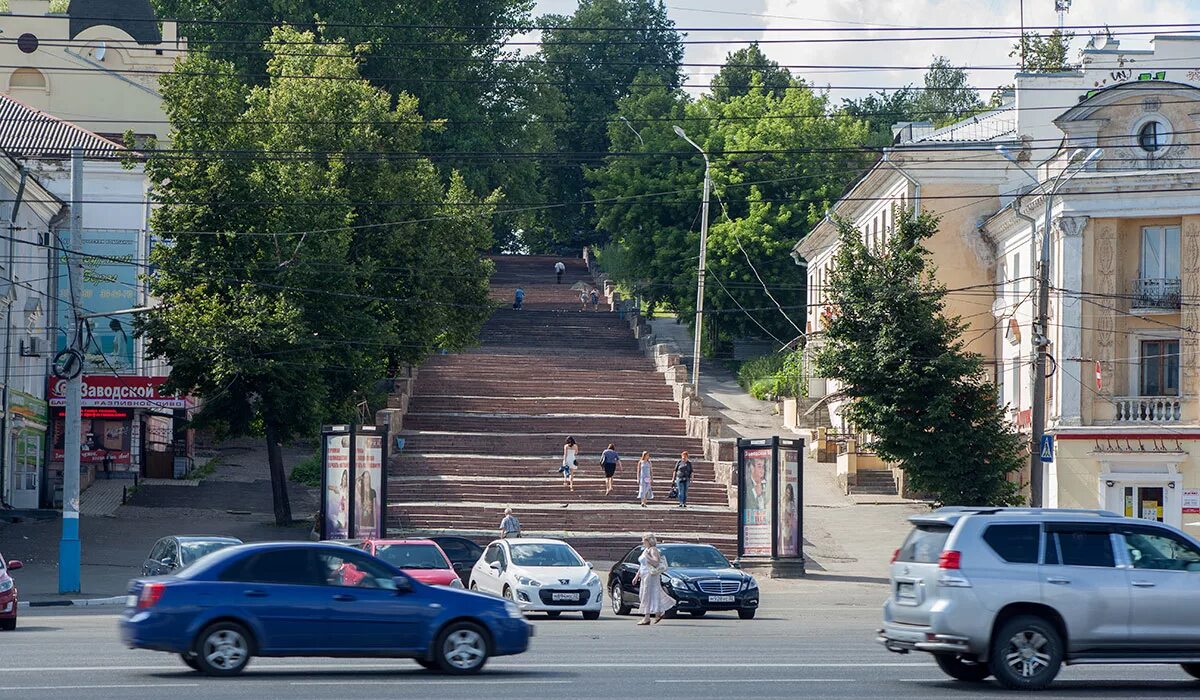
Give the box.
[1131,278,1182,311]
[1113,396,1184,423]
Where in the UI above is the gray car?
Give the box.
[141,536,242,577]
[879,507,1200,690]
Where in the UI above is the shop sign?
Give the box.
[10,389,48,426]
[48,375,190,409]
[1183,489,1200,514]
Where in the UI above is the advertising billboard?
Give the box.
[56,229,141,372]
[741,448,773,557]
[777,449,801,558]
[355,434,384,539]
[48,375,189,409]
[324,433,350,539]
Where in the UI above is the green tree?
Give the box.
[533,0,684,252]
[915,56,983,127]
[842,87,921,147]
[710,43,792,102]
[814,211,1024,506]
[152,0,542,250]
[140,27,495,525]
[1012,29,1078,73]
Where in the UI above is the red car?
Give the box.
[0,553,23,631]
[336,539,463,588]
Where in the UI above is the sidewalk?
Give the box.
[0,436,319,602]
[647,316,926,580]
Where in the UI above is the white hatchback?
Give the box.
[470,538,602,619]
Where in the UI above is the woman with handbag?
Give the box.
[632,533,674,625]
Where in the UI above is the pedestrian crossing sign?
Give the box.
[1040,435,1054,463]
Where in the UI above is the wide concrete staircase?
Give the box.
[387,255,736,560]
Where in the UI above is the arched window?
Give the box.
[9,67,46,90]
[1138,121,1165,153]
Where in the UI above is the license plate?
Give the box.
[897,582,916,600]
[126,595,137,607]
[551,592,579,602]
[708,595,735,603]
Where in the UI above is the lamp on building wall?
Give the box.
[1106,480,1115,487]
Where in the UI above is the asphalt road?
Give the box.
[6,602,1200,699]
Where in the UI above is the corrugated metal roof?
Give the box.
[0,93,129,160]
[905,103,1017,144]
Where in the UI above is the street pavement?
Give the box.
[6,585,1200,700]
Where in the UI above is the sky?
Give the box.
[531,0,1200,104]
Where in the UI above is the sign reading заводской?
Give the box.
[48,375,190,409]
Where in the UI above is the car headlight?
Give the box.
[742,577,758,591]
[664,575,685,589]
[516,576,542,587]
[0,579,11,593]
[504,601,524,619]
[449,578,465,589]
[584,573,600,587]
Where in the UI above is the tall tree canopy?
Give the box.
[814,211,1024,506]
[140,27,496,525]
[1012,30,1078,73]
[528,0,684,253]
[710,43,792,102]
[914,56,984,127]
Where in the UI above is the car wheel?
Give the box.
[933,654,991,683]
[583,610,601,621]
[435,621,490,674]
[180,654,201,672]
[546,611,561,618]
[737,609,756,620]
[610,582,631,616]
[688,610,707,618]
[193,621,253,677]
[1181,663,1200,680]
[988,615,1064,691]
[0,618,15,631]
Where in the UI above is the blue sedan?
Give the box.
[120,542,533,676]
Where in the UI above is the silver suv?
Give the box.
[879,507,1200,690]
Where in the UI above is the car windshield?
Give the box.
[662,546,730,569]
[181,541,238,565]
[375,544,450,570]
[509,543,583,567]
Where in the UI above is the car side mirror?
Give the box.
[6,560,22,571]
[732,562,741,569]
[392,576,414,594]
[587,562,594,570]
[489,561,501,571]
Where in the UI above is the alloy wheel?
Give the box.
[1004,630,1052,678]
[611,583,622,614]
[202,629,248,671]
[442,629,486,671]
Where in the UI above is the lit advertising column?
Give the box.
[736,436,804,577]
[320,424,389,540]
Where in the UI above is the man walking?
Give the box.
[513,287,525,311]
[499,508,522,539]
[590,288,600,312]
[673,451,694,508]
[554,260,566,284]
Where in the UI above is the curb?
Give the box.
[19,595,126,609]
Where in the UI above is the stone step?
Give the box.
[402,414,688,434]
[388,481,729,504]
[400,432,706,456]
[407,396,679,416]
[391,455,718,481]
[415,364,663,382]
[387,504,737,532]
[382,530,736,561]
[412,380,674,401]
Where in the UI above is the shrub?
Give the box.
[290,451,321,487]
[737,352,806,400]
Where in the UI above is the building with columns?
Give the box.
[796,34,1200,514]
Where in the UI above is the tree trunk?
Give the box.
[265,419,292,526]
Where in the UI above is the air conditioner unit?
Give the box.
[19,336,40,357]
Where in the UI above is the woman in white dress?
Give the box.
[637,452,654,507]
[559,437,578,491]
[632,533,674,625]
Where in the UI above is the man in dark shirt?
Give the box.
[673,451,694,508]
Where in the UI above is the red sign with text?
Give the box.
[48,375,190,409]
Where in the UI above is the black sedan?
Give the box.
[608,543,759,619]
[141,536,243,577]
[424,535,485,585]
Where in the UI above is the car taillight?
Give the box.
[890,548,900,564]
[938,550,961,570]
[137,582,166,609]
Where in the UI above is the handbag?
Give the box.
[668,486,678,499]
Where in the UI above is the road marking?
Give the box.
[0,683,200,692]
[290,680,575,686]
[656,679,856,683]
[0,661,936,673]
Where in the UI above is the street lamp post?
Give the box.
[997,145,1102,507]
[673,125,711,392]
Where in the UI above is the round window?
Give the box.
[1138,121,1165,153]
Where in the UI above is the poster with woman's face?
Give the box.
[324,435,350,539]
[355,434,383,538]
[777,450,800,558]
[741,449,773,557]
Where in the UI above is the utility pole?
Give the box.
[673,125,711,392]
[59,149,83,594]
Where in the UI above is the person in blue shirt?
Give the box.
[513,287,525,310]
